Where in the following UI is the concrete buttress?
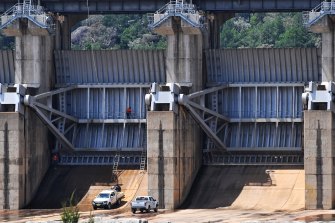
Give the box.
[304,14,335,210]
[147,111,202,209]
[147,7,217,209]
[0,18,54,209]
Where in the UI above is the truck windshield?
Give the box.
[97,193,109,198]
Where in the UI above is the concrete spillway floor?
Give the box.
[1,165,330,223]
[26,166,148,210]
[181,165,305,210]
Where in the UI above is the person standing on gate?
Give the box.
[126,106,132,119]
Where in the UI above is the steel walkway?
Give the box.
[204,153,303,166]
[59,154,143,166]
[0,0,54,32]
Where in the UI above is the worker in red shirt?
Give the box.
[126,106,132,119]
[52,153,59,165]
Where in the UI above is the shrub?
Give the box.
[61,191,80,223]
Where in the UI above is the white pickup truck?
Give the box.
[131,196,159,213]
[92,189,125,210]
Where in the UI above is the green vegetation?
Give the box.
[0,12,320,50]
[221,13,320,48]
[71,14,166,50]
[61,191,80,223]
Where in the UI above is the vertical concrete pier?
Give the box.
[0,18,54,209]
[304,111,335,209]
[156,17,203,92]
[304,14,335,209]
[204,13,233,49]
[147,5,204,208]
[147,111,201,209]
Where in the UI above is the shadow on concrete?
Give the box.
[180,165,303,209]
[25,166,121,209]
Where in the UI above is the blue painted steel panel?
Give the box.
[0,50,14,84]
[54,50,166,84]
[72,123,145,150]
[205,48,321,83]
[204,48,315,151]
[208,86,304,119]
[225,123,302,148]
[66,88,148,119]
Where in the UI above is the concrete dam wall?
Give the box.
[0,47,321,209]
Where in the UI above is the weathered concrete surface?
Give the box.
[149,14,203,210]
[0,19,53,210]
[166,33,203,92]
[181,165,304,210]
[0,112,50,209]
[147,111,202,209]
[155,17,203,92]
[309,15,335,82]
[304,111,335,209]
[77,169,148,211]
[27,167,147,210]
[55,15,86,50]
[0,113,24,209]
[15,30,54,90]
[204,13,234,49]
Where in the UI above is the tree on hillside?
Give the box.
[221,12,320,48]
[71,14,166,50]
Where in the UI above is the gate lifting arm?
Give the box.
[0,84,76,152]
[145,82,229,151]
[24,86,77,152]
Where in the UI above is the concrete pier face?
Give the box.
[15,33,54,90]
[309,15,335,82]
[305,15,335,210]
[0,20,54,209]
[166,33,203,91]
[304,111,335,209]
[0,113,25,209]
[156,17,203,92]
[0,112,49,209]
[148,15,205,209]
[147,111,202,209]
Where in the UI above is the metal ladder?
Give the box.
[140,124,147,171]
[56,92,66,151]
[112,153,120,174]
[113,121,126,176]
[207,93,218,150]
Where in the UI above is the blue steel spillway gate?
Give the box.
[0,48,320,166]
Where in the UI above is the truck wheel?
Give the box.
[154,205,158,212]
[108,203,112,209]
[93,206,97,210]
[132,208,136,214]
[147,205,151,212]
[140,208,144,213]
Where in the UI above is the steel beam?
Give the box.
[77,118,146,124]
[0,0,322,13]
[30,104,75,151]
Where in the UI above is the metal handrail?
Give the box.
[303,1,335,27]
[148,0,204,29]
[0,2,54,32]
